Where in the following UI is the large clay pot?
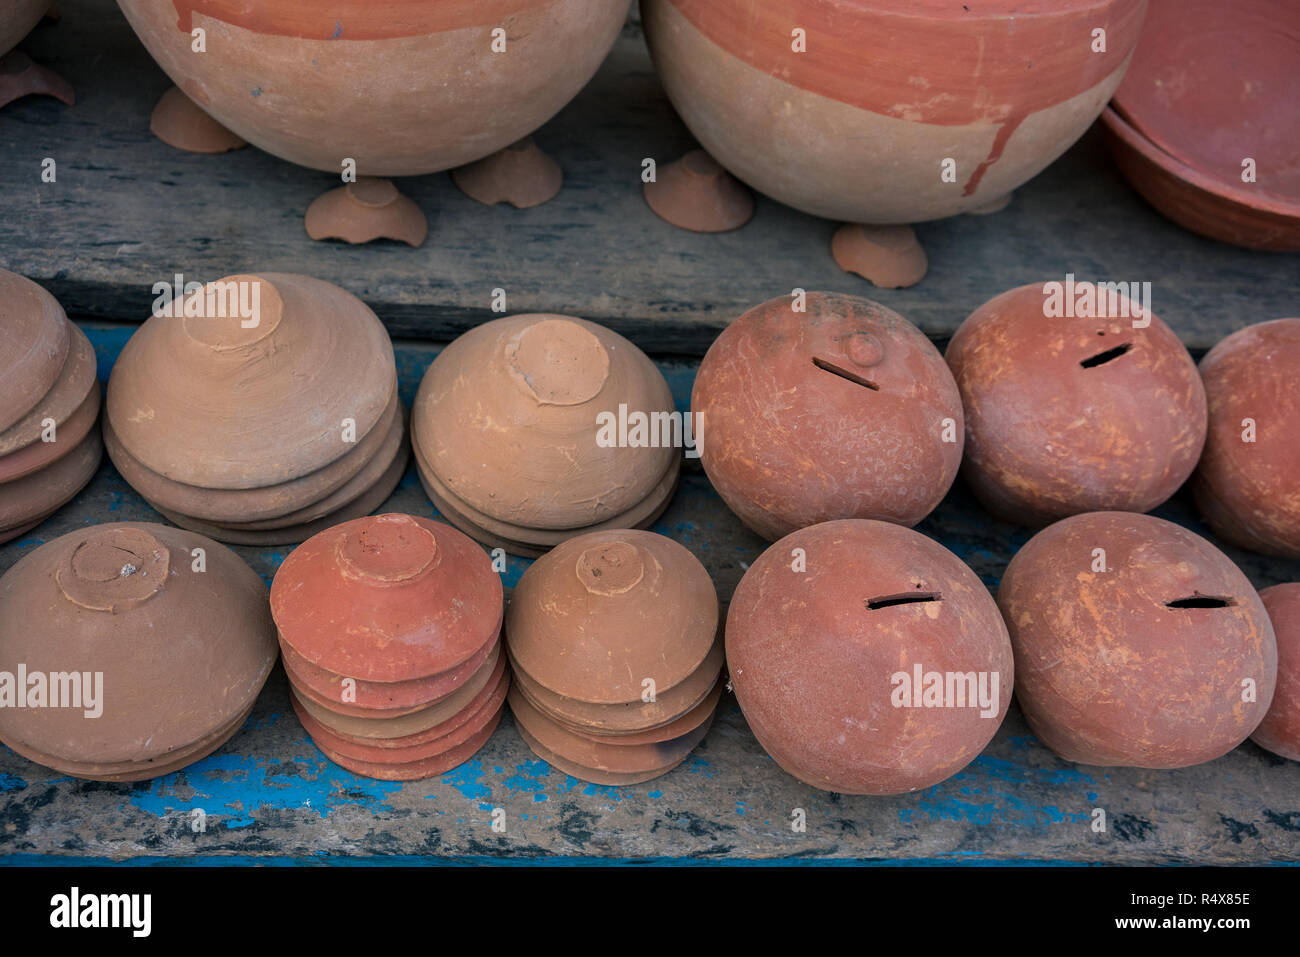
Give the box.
[116,0,630,175]
[642,0,1147,222]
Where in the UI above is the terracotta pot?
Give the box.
[1192,319,1300,558]
[945,282,1206,526]
[0,320,96,457]
[0,269,71,433]
[0,381,99,484]
[693,291,963,540]
[506,530,717,704]
[642,0,1146,223]
[999,511,1276,768]
[1252,584,1300,762]
[516,673,724,746]
[727,519,1013,794]
[412,314,679,538]
[513,719,694,786]
[0,427,102,531]
[0,523,277,777]
[314,710,504,782]
[115,0,628,176]
[1102,0,1299,250]
[107,273,395,490]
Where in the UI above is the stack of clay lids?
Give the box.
[0,522,277,781]
[506,529,723,784]
[271,513,507,781]
[0,270,103,543]
[104,273,406,545]
[410,314,680,557]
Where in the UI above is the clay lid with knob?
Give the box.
[505,529,718,704]
[271,513,503,683]
[412,314,678,531]
[0,269,73,433]
[106,272,396,490]
[0,522,277,767]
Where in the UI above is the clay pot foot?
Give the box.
[831,223,928,289]
[149,86,245,153]
[644,149,753,232]
[451,136,562,208]
[0,51,74,109]
[966,191,1013,215]
[305,177,427,247]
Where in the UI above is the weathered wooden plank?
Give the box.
[2,326,1298,863]
[1,1,1295,356]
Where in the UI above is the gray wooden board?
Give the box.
[0,0,1296,357]
[1,328,1299,864]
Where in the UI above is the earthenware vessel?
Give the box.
[0,2,73,108]
[0,522,277,780]
[0,269,71,433]
[452,137,563,209]
[1192,319,1300,558]
[150,85,247,153]
[945,282,1206,526]
[304,178,427,247]
[999,511,1276,768]
[1252,584,1300,762]
[643,149,753,232]
[693,291,962,540]
[0,319,96,457]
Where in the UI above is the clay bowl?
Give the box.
[727,519,1013,795]
[0,320,97,457]
[509,685,714,779]
[0,382,99,484]
[103,390,401,524]
[0,2,49,58]
[945,282,1206,526]
[272,514,502,684]
[999,511,1277,768]
[693,291,963,540]
[107,273,395,490]
[1252,584,1300,762]
[514,717,708,786]
[0,269,71,433]
[506,530,718,705]
[642,0,1146,223]
[1101,0,1300,250]
[115,0,629,176]
[0,427,102,532]
[1191,319,1300,558]
[413,314,679,536]
[314,710,504,782]
[508,634,724,735]
[294,644,503,741]
[0,523,278,775]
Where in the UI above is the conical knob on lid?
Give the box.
[271,513,503,683]
[107,273,396,489]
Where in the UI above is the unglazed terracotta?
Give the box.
[513,720,687,786]
[0,523,277,777]
[0,379,98,484]
[304,178,428,247]
[272,513,502,682]
[116,0,629,176]
[0,269,71,433]
[1192,319,1300,558]
[452,137,563,209]
[1252,584,1300,762]
[107,273,395,489]
[642,0,1146,223]
[830,224,927,289]
[315,709,503,781]
[412,314,679,538]
[0,0,48,57]
[642,149,753,232]
[945,282,1206,526]
[0,49,73,107]
[727,519,1012,795]
[0,319,96,457]
[693,291,963,540]
[999,511,1276,768]
[507,530,718,704]
[1103,0,1299,250]
[0,427,101,532]
[150,85,247,153]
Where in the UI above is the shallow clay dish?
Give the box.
[413,314,678,533]
[693,291,963,540]
[727,519,1013,794]
[0,427,101,531]
[506,530,717,704]
[0,382,99,484]
[642,0,1146,224]
[0,320,97,457]
[517,672,724,746]
[0,523,277,773]
[1102,0,1299,250]
[514,721,692,787]
[107,273,395,489]
[999,511,1276,768]
[1191,319,1300,558]
[0,269,71,433]
[945,282,1206,525]
[1252,584,1300,762]
[313,710,503,782]
[116,0,628,176]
